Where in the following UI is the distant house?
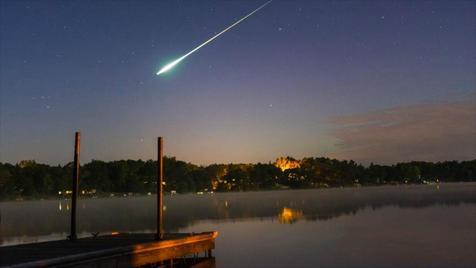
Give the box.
[275,157,301,171]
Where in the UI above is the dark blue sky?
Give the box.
[1,0,475,165]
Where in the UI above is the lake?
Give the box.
[1,183,475,267]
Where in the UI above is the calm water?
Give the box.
[1,183,475,267]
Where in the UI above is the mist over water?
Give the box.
[1,183,475,267]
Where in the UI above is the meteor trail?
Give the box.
[156,0,272,76]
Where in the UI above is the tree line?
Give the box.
[0,157,475,200]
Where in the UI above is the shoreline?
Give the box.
[2,181,475,203]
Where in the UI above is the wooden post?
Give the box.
[156,137,164,240]
[70,132,80,241]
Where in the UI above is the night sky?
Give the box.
[1,0,475,165]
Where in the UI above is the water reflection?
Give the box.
[0,183,475,246]
[57,201,72,212]
[277,207,303,224]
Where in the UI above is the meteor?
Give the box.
[156,0,272,76]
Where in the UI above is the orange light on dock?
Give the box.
[111,232,120,236]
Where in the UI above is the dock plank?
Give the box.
[0,232,217,267]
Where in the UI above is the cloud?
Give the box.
[327,98,476,164]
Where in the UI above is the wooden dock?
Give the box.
[0,136,218,267]
[0,232,217,267]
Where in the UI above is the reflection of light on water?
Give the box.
[58,201,86,211]
[278,207,303,224]
[224,201,228,208]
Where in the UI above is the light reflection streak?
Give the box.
[278,207,303,224]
